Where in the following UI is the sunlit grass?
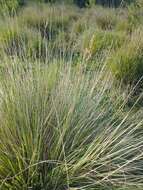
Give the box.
[0,2,143,190]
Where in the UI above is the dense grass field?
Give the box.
[0,0,143,189]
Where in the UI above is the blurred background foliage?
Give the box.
[0,0,138,12]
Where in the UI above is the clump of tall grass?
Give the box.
[108,27,143,85]
[0,18,48,60]
[0,57,143,189]
[72,6,118,32]
[0,18,25,57]
[19,4,79,39]
[0,0,19,15]
[126,0,143,32]
[94,7,117,30]
[77,29,126,59]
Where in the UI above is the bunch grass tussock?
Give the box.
[0,58,143,189]
[109,27,143,84]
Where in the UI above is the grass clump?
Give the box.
[109,28,143,84]
[0,59,143,189]
[0,19,47,60]
[78,29,126,59]
[0,0,19,15]
[0,19,26,57]
[94,7,117,30]
[19,4,78,39]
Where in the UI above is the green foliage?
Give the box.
[0,20,25,56]
[95,8,117,30]
[0,2,143,190]
[0,0,19,14]
[109,28,143,84]
[78,30,126,58]
[0,21,47,59]
[126,0,143,30]
[19,4,78,39]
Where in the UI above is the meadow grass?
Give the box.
[0,57,143,190]
[109,27,143,84]
[0,1,143,190]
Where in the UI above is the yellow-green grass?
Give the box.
[0,3,143,189]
